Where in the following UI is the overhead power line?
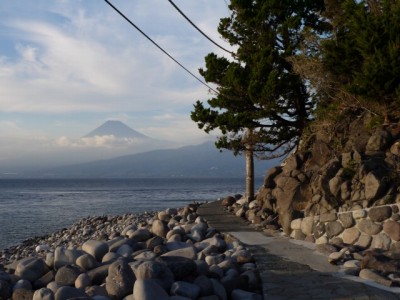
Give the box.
[167,0,233,55]
[103,0,218,94]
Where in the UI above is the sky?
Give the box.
[0,0,233,171]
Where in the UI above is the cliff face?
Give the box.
[256,108,400,234]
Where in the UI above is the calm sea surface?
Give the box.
[0,177,262,250]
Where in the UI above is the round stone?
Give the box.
[12,288,34,300]
[315,236,328,245]
[338,212,354,228]
[170,281,201,299]
[35,245,50,253]
[156,256,197,281]
[383,220,400,241]
[15,258,48,282]
[128,228,152,242]
[55,265,81,286]
[152,220,169,238]
[106,259,135,299]
[133,279,169,300]
[352,209,367,219]
[368,206,392,222]
[359,269,392,287]
[82,240,109,262]
[54,286,87,300]
[319,213,337,223]
[146,236,164,250]
[33,288,54,300]
[300,216,314,236]
[222,196,236,207]
[134,261,174,291]
[290,229,306,241]
[371,233,392,250]
[355,234,372,248]
[234,249,253,264]
[341,227,361,244]
[343,260,360,269]
[13,279,32,291]
[357,219,382,235]
[74,273,91,289]
[76,254,98,271]
[162,245,197,260]
[290,218,302,230]
[134,250,157,261]
[325,221,344,238]
[205,254,225,266]
[157,211,170,222]
[313,222,326,239]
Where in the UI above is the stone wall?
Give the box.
[255,110,400,236]
[290,204,400,251]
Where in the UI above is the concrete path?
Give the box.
[197,200,400,300]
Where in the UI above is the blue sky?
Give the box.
[0,0,232,169]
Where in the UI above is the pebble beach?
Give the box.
[0,200,263,300]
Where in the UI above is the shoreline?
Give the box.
[0,200,263,300]
[0,210,158,264]
[0,177,251,250]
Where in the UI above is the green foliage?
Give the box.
[322,0,400,110]
[366,115,385,130]
[191,0,328,157]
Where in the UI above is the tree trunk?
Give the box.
[245,131,255,202]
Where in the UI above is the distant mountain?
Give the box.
[84,120,150,139]
[39,141,279,178]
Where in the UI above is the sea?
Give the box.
[0,177,263,250]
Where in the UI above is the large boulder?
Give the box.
[54,286,87,300]
[133,261,174,291]
[82,240,109,262]
[55,265,82,286]
[162,245,197,260]
[221,196,236,207]
[133,279,169,300]
[365,171,389,201]
[54,247,84,270]
[106,259,135,299]
[368,206,392,222]
[170,281,201,299]
[383,220,400,241]
[152,220,169,238]
[157,256,197,281]
[15,258,48,283]
[32,288,54,300]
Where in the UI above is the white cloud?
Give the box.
[55,135,147,149]
[0,1,226,114]
[0,0,231,168]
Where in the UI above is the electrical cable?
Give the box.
[167,0,233,55]
[103,0,218,94]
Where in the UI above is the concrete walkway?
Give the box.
[197,200,400,300]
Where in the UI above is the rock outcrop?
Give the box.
[254,109,400,235]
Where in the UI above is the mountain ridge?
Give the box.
[84,120,150,139]
[37,141,277,178]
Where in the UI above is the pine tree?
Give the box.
[322,0,400,119]
[191,0,327,200]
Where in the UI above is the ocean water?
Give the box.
[0,177,263,250]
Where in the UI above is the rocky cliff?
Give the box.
[254,108,400,234]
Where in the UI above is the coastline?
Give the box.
[0,200,263,300]
[0,177,254,250]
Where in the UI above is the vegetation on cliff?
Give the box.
[192,0,400,200]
